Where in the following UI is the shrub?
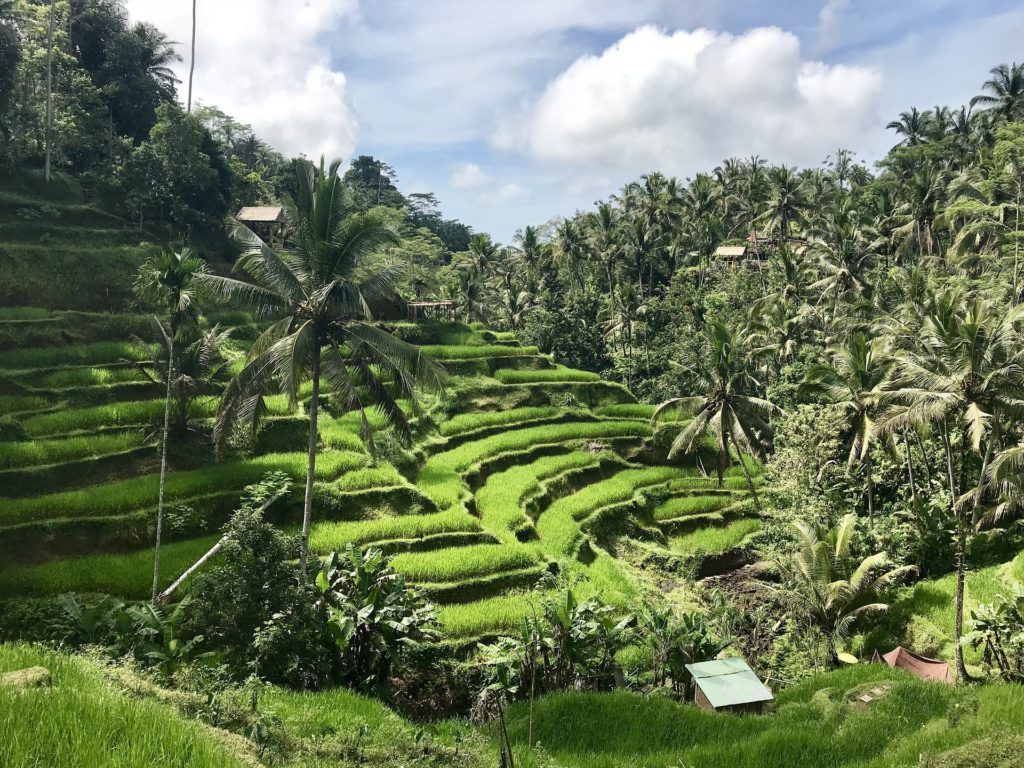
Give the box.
[315,544,439,692]
[186,498,336,689]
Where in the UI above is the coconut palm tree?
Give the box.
[804,333,893,526]
[199,157,445,574]
[889,292,1024,680]
[760,165,809,240]
[134,248,208,602]
[771,513,915,659]
[653,322,779,510]
[971,62,1024,123]
[886,107,930,148]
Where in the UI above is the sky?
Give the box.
[124,0,1024,242]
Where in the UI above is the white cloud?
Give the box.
[124,0,359,160]
[450,162,490,189]
[814,0,851,55]
[497,25,883,176]
[479,183,529,205]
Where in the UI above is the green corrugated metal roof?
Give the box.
[685,658,774,709]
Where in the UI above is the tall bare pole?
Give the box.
[44,0,56,181]
[186,0,196,112]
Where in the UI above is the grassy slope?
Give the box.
[503,665,1024,768]
[0,644,247,768]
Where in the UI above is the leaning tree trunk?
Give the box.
[151,335,174,602]
[299,345,321,578]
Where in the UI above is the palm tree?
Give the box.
[199,158,445,574]
[804,333,893,526]
[652,322,779,510]
[130,325,231,437]
[134,248,208,602]
[889,292,1024,680]
[760,165,809,240]
[771,513,915,660]
[886,107,929,147]
[892,164,947,259]
[971,62,1024,123]
[809,200,879,301]
[132,22,182,92]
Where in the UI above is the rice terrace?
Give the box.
[3,2,1024,766]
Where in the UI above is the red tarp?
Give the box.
[872,646,953,684]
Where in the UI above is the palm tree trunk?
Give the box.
[953,513,969,683]
[151,336,174,603]
[736,447,762,513]
[44,0,56,182]
[865,454,875,529]
[186,0,197,113]
[299,345,321,578]
[902,431,917,504]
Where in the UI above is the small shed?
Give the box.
[237,206,287,245]
[686,658,774,713]
[871,647,953,684]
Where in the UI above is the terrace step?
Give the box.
[418,565,549,603]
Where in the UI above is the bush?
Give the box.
[186,491,337,689]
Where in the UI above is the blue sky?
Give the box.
[127,0,1024,242]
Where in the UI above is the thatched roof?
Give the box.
[237,206,286,223]
[715,245,747,258]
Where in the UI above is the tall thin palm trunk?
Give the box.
[44,0,56,182]
[299,345,321,577]
[734,440,762,513]
[902,431,917,503]
[152,335,174,602]
[186,0,196,113]
[865,453,875,528]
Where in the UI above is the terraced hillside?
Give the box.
[0,176,763,644]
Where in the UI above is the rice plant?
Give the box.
[494,367,602,384]
[651,493,735,521]
[418,419,650,510]
[0,340,148,370]
[670,517,762,556]
[0,432,146,470]
[0,536,219,598]
[20,399,216,437]
[309,509,481,550]
[594,403,658,418]
[418,344,540,359]
[437,592,542,638]
[439,405,563,437]
[390,543,541,583]
[536,466,691,556]
[476,451,599,542]
[0,451,366,527]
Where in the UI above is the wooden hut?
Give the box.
[237,206,287,245]
[406,300,456,321]
[686,658,774,713]
[715,245,747,267]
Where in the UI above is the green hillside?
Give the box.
[0,173,760,647]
